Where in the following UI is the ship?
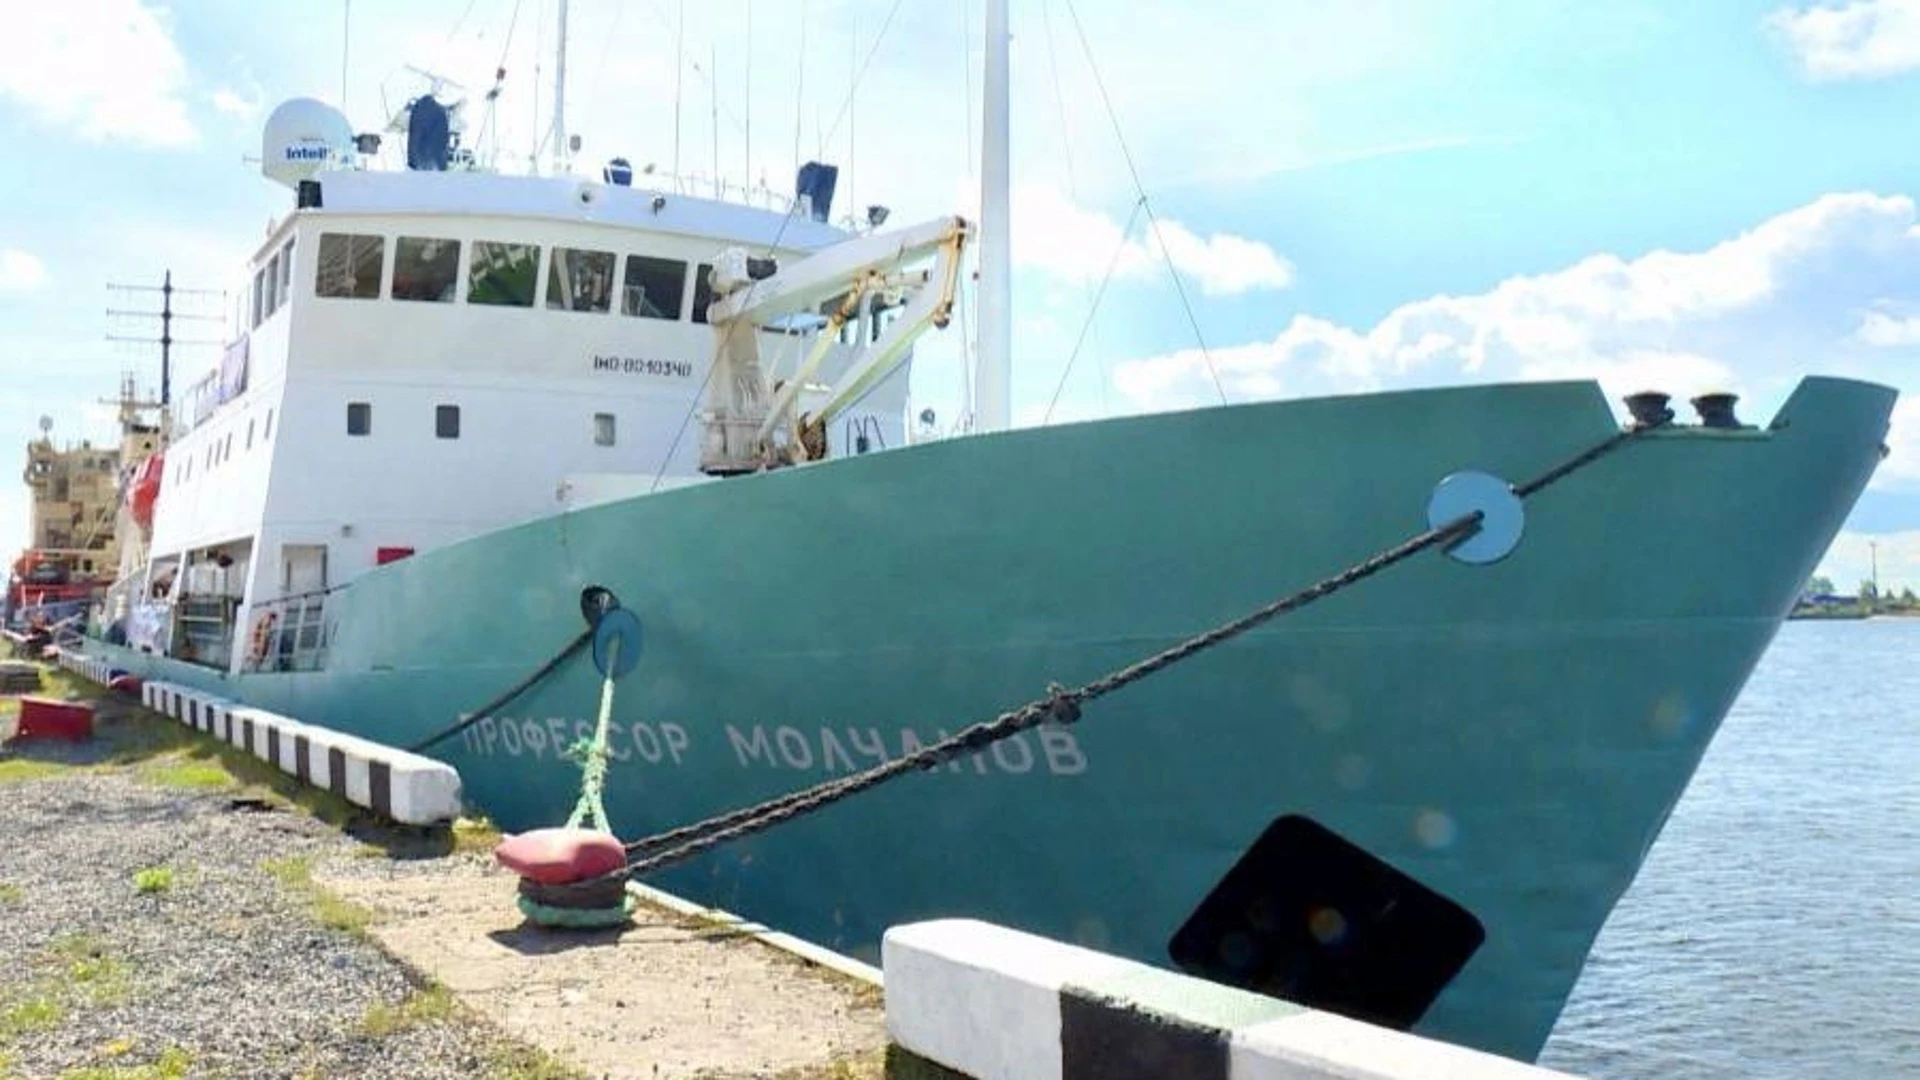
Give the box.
[3,385,166,638]
[44,0,1897,1065]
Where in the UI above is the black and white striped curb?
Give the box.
[50,650,461,826]
[882,919,1583,1080]
[55,649,113,685]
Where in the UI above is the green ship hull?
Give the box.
[83,375,1894,1062]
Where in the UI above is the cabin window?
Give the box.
[266,252,282,316]
[251,268,266,328]
[246,418,255,450]
[315,233,385,299]
[622,256,686,320]
[468,241,540,307]
[278,240,294,298]
[548,248,616,313]
[223,433,233,460]
[347,402,372,436]
[436,405,460,439]
[264,409,274,441]
[689,262,715,324]
[593,412,616,446]
[393,236,461,302]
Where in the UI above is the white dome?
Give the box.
[261,98,356,189]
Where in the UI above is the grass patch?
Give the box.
[134,759,232,791]
[451,815,503,854]
[132,867,173,895]
[0,996,65,1040]
[361,983,458,1038]
[483,1042,588,1080]
[47,934,134,1007]
[0,883,21,905]
[0,759,67,785]
[55,1046,192,1080]
[261,855,373,936]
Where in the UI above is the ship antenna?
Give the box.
[341,0,351,111]
[974,0,1012,433]
[553,0,569,174]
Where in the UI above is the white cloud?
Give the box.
[210,88,260,121]
[0,249,47,292]
[1110,191,1920,487]
[1008,184,1293,296]
[1765,0,1920,80]
[1857,309,1920,344]
[0,1,195,146]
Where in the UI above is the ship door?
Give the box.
[280,544,328,595]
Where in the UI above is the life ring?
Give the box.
[248,610,278,662]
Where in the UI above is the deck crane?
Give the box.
[696,215,973,475]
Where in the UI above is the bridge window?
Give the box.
[622,256,686,320]
[265,251,282,316]
[689,262,715,324]
[436,405,460,439]
[393,237,461,302]
[593,412,616,446]
[315,233,385,299]
[469,241,540,307]
[347,402,371,436]
[251,268,265,327]
[263,408,274,441]
[278,240,294,298]
[549,248,616,313]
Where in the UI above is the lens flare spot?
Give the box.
[1414,808,1458,850]
[1650,693,1690,739]
[1073,917,1112,951]
[1307,906,1349,946]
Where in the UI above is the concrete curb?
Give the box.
[883,919,1585,1080]
[50,649,462,827]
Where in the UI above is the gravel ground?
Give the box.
[0,680,582,1080]
[0,671,922,1080]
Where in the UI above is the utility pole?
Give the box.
[106,270,224,418]
[1870,539,1880,608]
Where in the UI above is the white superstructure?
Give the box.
[105,98,963,675]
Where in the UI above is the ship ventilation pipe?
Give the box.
[1690,392,1743,429]
[1623,390,1674,429]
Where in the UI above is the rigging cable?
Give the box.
[473,0,526,162]
[763,0,908,257]
[1041,0,1114,420]
[1061,0,1226,407]
[1046,196,1143,423]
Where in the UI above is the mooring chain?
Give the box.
[532,418,1667,894]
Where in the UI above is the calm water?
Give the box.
[1539,619,1920,1079]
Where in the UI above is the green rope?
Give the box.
[516,894,636,928]
[564,637,620,834]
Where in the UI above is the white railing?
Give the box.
[240,586,345,674]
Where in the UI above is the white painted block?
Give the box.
[884,920,1585,1080]
[1232,1011,1573,1080]
[883,919,1136,1080]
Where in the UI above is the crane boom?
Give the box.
[698,215,972,475]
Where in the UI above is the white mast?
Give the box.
[553,0,570,174]
[975,0,1012,432]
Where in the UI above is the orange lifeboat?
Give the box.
[128,453,164,533]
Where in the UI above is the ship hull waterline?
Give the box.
[84,376,1895,1063]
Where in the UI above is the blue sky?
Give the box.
[2,0,1919,592]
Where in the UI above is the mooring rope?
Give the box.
[406,630,594,754]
